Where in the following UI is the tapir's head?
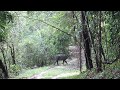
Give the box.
[66,54,72,59]
[67,54,72,60]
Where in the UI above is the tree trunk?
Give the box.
[86,12,100,71]
[0,59,9,79]
[72,11,83,71]
[96,11,103,72]
[79,32,82,72]
[12,44,16,64]
[89,12,104,72]
[0,43,9,78]
[80,11,93,70]
[0,46,9,75]
[1,47,7,70]
[9,44,16,65]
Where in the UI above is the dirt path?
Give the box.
[52,72,79,79]
[28,66,55,79]
[28,58,84,79]
[28,48,86,79]
[27,46,86,79]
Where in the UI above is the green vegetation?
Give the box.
[13,66,79,79]
[13,59,120,79]
[63,60,120,79]
[42,68,79,79]
[14,66,50,79]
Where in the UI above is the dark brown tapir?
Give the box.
[53,54,71,65]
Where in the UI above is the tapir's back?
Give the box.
[55,54,68,60]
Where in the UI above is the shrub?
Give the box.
[9,64,21,76]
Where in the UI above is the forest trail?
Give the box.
[28,58,83,79]
[28,47,86,79]
[28,66,55,79]
[52,72,79,79]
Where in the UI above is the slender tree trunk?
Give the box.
[9,44,16,65]
[79,32,82,72]
[12,44,16,64]
[105,27,108,59]
[101,20,107,62]
[86,12,100,71]
[81,11,93,70]
[119,43,120,54]
[90,12,104,72]
[72,11,83,71]
[96,11,103,72]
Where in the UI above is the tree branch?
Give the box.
[26,17,73,37]
[103,56,120,64]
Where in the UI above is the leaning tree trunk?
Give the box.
[80,11,93,70]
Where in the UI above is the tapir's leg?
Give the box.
[63,60,67,65]
[64,60,68,64]
[57,60,59,65]
[54,60,58,65]
[63,60,64,65]
[54,61,56,65]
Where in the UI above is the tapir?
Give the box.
[53,54,71,65]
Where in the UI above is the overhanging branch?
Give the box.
[14,15,80,43]
[26,17,73,37]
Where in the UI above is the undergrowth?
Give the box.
[63,60,120,79]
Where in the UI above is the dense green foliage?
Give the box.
[0,11,13,42]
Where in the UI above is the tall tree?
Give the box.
[9,43,16,65]
[0,11,13,78]
[97,11,102,72]
[80,11,93,70]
